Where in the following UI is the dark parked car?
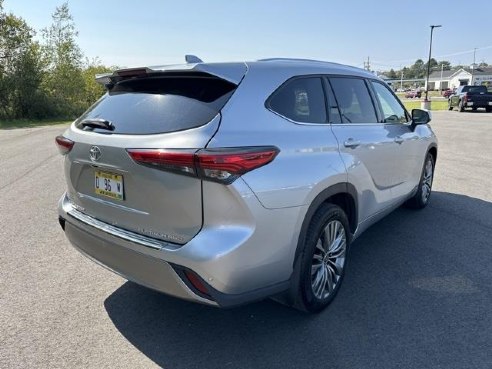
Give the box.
[405,90,422,98]
[448,85,492,112]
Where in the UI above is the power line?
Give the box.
[372,44,492,68]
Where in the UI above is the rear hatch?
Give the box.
[63,67,244,244]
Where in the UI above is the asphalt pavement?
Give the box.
[1,111,491,369]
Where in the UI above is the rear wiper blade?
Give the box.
[80,118,115,131]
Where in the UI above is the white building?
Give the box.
[426,67,492,90]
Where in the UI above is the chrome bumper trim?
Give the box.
[67,209,177,251]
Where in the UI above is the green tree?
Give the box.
[12,42,49,118]
[424,58,438,75]
[0,1,115,121]
[409,59,425,79]
[387,68,397,79]
[402,66,411,79]
[437,60,451,70]
[41,2,85,118]
[82,58,113,107]
[0,0,45,119]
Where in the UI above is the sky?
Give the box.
[4,0,492,71]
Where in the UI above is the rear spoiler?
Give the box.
[95,73,114,86]
[95,67,153,88]
[95,60,247,88]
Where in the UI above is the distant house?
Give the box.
[426,67,492,90]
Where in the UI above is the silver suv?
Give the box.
[56,58,437,312]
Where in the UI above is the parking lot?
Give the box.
[1,111,491,369]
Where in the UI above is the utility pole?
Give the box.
[400,69,404,91]
[439,63,444,93]
[363,57,371,72]
[471,47,477,85]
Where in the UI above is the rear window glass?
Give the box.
[330,77,378,123]
[464,86,487,93]
[75,75,236,135]
[268,77,327,123]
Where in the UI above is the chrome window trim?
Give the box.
[266,108,331,126]
[265,74,330,126]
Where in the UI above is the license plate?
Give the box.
[95,171,124,200]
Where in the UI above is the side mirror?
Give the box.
[411,109,431,126]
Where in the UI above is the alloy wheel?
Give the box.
[311,220,347,299]
[421,157,433,203]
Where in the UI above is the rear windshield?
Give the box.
[463,86,487,93]
[75,75,236,135]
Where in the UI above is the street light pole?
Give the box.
[439,63,444,93]
[425,25,442,104]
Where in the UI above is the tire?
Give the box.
[290,204,351,313]
[405,153,435,209]
[458,100,465,112]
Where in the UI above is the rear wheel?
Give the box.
[458,100,465,112]
[405,153,435,209]
[291,204,350,313]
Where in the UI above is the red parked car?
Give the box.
[442,89,455,98]
[405,90,422,98]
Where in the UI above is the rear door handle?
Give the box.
[394,136,404,144]
[344,139,361,148]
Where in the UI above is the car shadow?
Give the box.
[104,191,492,369]
[452,108,491,113]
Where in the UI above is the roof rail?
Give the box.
[258,57,327,63]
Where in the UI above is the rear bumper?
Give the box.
[466,101,492,108]
[58,187,302,307]
[61,217,217,305]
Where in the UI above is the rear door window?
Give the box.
[268,77,327,123]
[75,75,236,135]
[329,77,378,123]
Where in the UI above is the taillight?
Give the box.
[196,147,279,184]
[127,146,279,184]
[126,149,196,175]
[55,136,74,155]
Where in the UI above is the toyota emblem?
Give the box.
[89,146,102,162]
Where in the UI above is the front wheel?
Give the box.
[405,153,435,209]
[291,204,350,313]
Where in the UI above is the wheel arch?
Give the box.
[293,183,358,267]
[427,143,438,163]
